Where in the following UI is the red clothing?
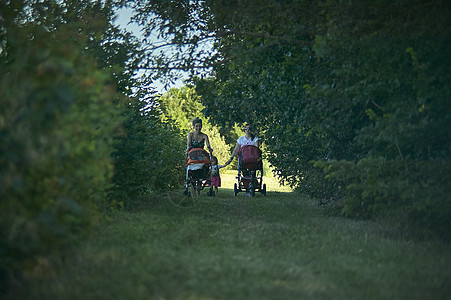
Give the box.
[212,176,221,187]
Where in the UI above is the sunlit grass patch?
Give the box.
[220,170,293,194]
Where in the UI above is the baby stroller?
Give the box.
[234,145,266,197]
[183,148,215,197]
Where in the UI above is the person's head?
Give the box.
[244,123,255,139]
[211,156,218,165]
[192,117,203,132]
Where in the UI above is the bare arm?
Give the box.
[220,158,232,168]
[227,143,240,164]
[186,132,192,153]
[204,133,213,152]
[232,143,240,158]
[219,162,229,168]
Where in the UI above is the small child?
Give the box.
[210,156,229,195]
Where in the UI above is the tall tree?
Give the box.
[158,86,231,165]
[132,0,451,238]
[109,95,185,205]
[0,0,179,281]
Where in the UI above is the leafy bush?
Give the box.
[0,3,120,274]
[158,86,231,165]
[108,97,185,207]
[316,159,451,240]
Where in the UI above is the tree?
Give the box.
[109,95,185,206]
[158,86,231,165]
[130,0,451,238]
[0,0,155,279]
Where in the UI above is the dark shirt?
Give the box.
[190,138,205,149]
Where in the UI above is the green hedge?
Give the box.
[109,98,185,207]
[0,18,120,273]
[316,159,451,240]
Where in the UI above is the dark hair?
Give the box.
[211,155,218,163]
[192,117,202,128]
[244,123,255,140]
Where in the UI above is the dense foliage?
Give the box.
[0,0,122,275]
[158,86,231,165]
[0,0,185,286]
[130,0,450,238]
[109,96,185,207]
[2,3,449,292]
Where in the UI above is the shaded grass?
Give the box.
[5,179,451,300]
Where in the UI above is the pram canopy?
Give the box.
[186,148,211,167]
[238,145,262,170]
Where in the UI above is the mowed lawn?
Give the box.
[6,173,451,299]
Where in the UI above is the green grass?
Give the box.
[5,175,451,300]
[220,171,293,193]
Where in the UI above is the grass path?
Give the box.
[6,174,451,299]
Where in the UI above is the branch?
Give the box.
[140,56,235,71]
[222,29,313,45]
[140,33,217,52]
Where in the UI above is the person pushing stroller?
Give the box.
[226,124,265,196]
[226,124,259,165]
[186,117,212,153]
[184,117,214,196]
